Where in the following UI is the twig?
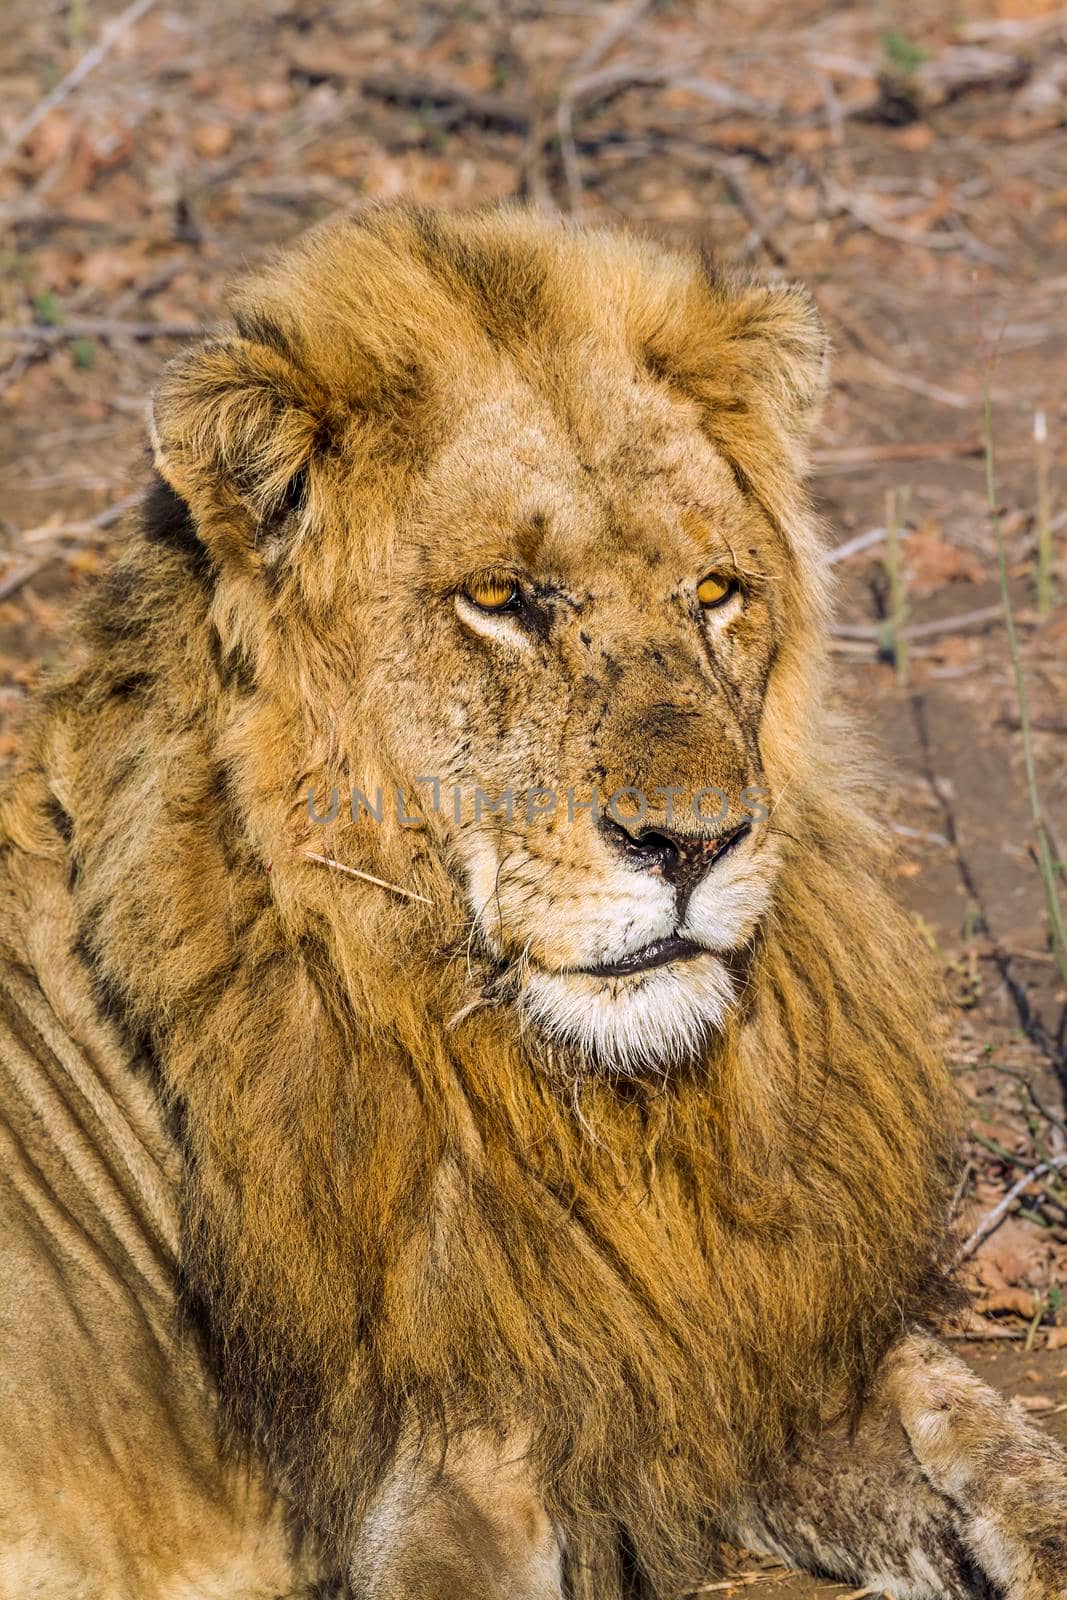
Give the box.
[955,1155,1067,1262]
[813,440,983,468]
[906,604,1007,641]
[662,141,791,267]
[889,821,950,847]
[359,72,529,131]
[665,76,773,116]
[13,492,141,550]
[948,1158,974,1223]
[815,69,845,146]
[979,1061,1067,1141]
[557,95,584,214]
[0,558,50,604]
[984,383,1067,995]
[553,0,654,214]
[1034,408,1055,617]
[0,0,159,179]
[969,1130,1067,1207]
[827,183,1007,267]
[823,526,889,566]
[304,851,432,906]
[850,349,973,411]
[997,715,1067,734]
[568,0,653,80]
[0,494,142,602]
[568,63,768,118]
[833,195,968,252]
[882,487,909,683]
[638,135,986,381]
[695,152,788,266]
[944,1327,1024,1341]
[832,605,1004,643]
[684,1579,772,1594]
[520,102,557,212]
[0,319,201,343]
[961,11,1067,41]
[552,0,768,217]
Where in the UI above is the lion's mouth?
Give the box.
[571,935,706,979]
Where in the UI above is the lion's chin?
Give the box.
[520,951,735,1075]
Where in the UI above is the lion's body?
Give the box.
[1,207,1064,1600]
[0,851,312,1597]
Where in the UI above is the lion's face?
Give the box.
[361,367,789,1072]
[154,208,827,1073]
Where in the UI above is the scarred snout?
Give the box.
[597,813,753,919]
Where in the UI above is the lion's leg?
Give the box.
[349,1431,563,1600]
[883,1332,1067,1598]
[734,1412,995,1600]
[734,1332,1067,1600]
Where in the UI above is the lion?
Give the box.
[0,204,1064,1600]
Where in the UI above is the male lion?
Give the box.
[1,206,1065,1600]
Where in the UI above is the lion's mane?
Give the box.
[2,207,958,1599]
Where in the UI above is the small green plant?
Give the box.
[65,0,88,47]
[0,250,31,282]
[1033,408,1056,618]
[71,337,96,370]
[1025,1284,1065,1352]
[984,385,1067,995]
[31,290,63,326]
[882,30,927,76]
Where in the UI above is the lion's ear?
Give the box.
[149,332,328,564]
[717,276,828,441]
[646,272,829,453]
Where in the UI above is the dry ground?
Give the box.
[2,1,1067,1594]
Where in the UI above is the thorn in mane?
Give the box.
[303,849,433,905]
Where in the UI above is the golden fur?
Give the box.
[1,207,963,1597]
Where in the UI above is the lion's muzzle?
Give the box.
[597,814,753,921]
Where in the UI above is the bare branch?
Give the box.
[0,319,201,344]
[813,440,983,468]
[955,1156,1067,1263]
[0,0,159,179]
[832,605,1006,644]
[359,73,529,132]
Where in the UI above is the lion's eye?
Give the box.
[463,572,520,612]
[697,572,736,608]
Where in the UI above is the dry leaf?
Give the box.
[974,1288,1037,1318]
[905,523,985,595]
[192,122,234,159]
[75,244,147,293]
[891,123,934,152]
[974,1256,1010,1292]
[254,80,295,113]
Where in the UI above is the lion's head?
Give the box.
[151,205,829,1074]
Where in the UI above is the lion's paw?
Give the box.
[885,1333,1067,1599]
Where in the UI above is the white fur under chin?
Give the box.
[521,954,736,1075]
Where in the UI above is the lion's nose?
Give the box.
[598,815,751,908]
